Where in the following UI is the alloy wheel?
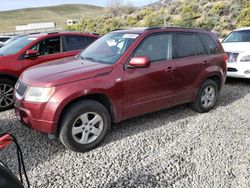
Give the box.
[72,112,104,144]
[0,83,14,108]
[201,86,215,108]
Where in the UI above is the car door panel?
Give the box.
[121,33,175,120]
[122,60,176,120]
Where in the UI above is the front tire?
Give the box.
[191,79,219,113]
[59,100,111,152]
[0,78,15,112]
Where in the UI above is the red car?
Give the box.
[0,32,99,111]
[14,27,227,152]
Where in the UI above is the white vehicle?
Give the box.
[222,27,250,79]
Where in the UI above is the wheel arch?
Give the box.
[57,93,116,133]
[0,73,18,83]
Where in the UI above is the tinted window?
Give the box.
[64,36,95,51]
[199,34,219,55]
[174,34,196,58]
[134,34,172,62]
[31,37,61,56]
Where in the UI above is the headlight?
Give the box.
[24,87,55,102]
[240,55,250,62]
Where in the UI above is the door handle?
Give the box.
[202,60,209,65]
[165,66,174,72]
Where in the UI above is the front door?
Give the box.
[122,33,176,120]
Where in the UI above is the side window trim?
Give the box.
[131,32,173,64]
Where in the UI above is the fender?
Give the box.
[192,65,224,100]
[51,88,120,132]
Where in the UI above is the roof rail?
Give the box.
[164,26,209,31]
[145,27,162,30]
[143,26,209,32]
[29,32,42,35]
[48,31,59,35]
[87,32,100,35]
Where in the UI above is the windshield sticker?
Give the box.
[27,38,37,41]
[122,34,139,39]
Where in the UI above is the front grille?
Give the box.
[16,81,28,97]
[227,67,238,72]
[226,52,239,62]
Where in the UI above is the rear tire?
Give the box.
[0,78,15,112]
[191,79,218,113]
[59,100,111,152]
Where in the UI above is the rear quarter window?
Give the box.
[198,34,220,55]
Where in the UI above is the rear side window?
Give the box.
[64,35,96,51]
[134,34,172,62]
[174,34,196,58]
[198,34,220,55]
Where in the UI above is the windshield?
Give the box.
[223,30,250,43]
[80,32,139,64]
[4,36,22,45]
[0,36,37,56]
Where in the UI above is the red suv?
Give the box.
[0,32,99,111]
[14,27,227,152]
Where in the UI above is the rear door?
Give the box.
[22,36,65,69]
[173,32,209,104]
[122,33,176,120]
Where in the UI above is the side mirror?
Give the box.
[128,56,151,68]
[25,50,39,59]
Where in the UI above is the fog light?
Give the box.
[244,70,250,74]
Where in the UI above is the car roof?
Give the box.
[234,27,250,31]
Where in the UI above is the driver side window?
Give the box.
[134,33,172,63]
[30,37,61,56]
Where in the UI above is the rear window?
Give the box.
[64,35,97,51]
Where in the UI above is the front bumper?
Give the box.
[227,62,250,79]
[14,95,57,134]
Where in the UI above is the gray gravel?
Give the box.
[0,78,249,188]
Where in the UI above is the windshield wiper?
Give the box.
[80,56,101,63]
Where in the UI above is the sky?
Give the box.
[0,0,159,11]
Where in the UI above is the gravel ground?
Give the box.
[0,78,249,188]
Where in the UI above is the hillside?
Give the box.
[66,0,249,37]
[0,4,105,32]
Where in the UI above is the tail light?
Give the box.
[223,53,228,62]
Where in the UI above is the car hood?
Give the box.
[20,56,113,87]
[222,42,250,53]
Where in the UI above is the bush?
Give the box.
[237,3,250,27]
